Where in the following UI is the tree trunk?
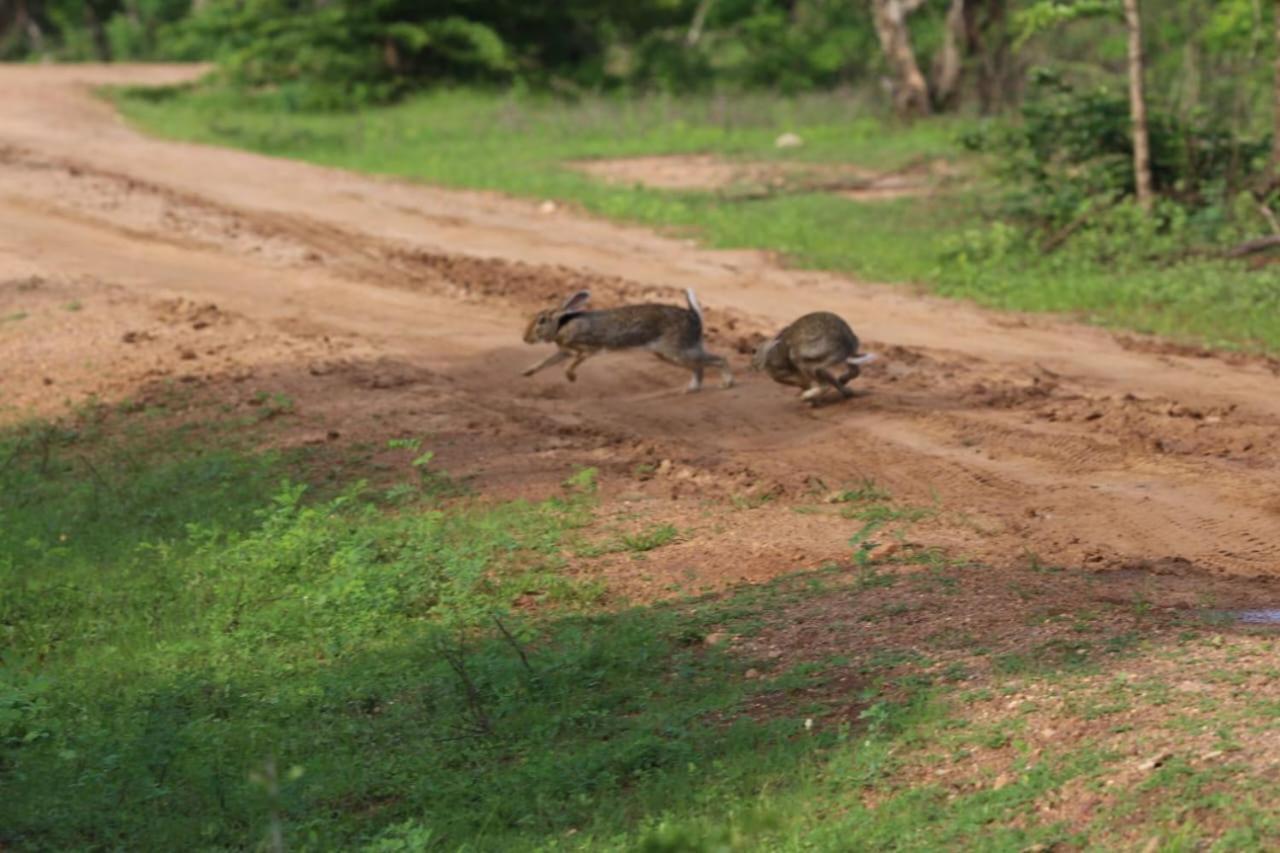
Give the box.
[1272,0,1280,176]
[870,0,931,118]
[84,2,111,61]
[963,0,1011,114]
[1123,0,1154,210]
[685,0,715,47]
[931,0,966,111]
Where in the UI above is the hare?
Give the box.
[522,289,735,392]
[752,311,876,404]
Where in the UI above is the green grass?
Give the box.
[0,406,783,849]
[620,522,679,552]
[112,84,1280,354]
[11,392,1260,850]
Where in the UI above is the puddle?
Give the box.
[1230,609,1280,625]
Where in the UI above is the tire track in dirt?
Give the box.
[3,65,1280,584]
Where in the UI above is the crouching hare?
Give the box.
[752,312,876,404]
[522,289,735,392]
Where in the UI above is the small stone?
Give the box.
[775,132,803,149]
[1137,751,1172,772]
[538,200,557,214]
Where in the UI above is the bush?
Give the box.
[963,69,1270,229]
[178,1,514,109]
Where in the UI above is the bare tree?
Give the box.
[1273,0,1280,178]
[1122,0,1154,210]
[870,0,931,118]
[931,0,967,110]
[83,1,112,61]
[966,0,1012,113]
[1,0,46,56]
[685,0,714,47]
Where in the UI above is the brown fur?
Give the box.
[752,311,875,404]
[522,289,734,392]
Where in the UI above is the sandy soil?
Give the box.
[3,64,1280,603]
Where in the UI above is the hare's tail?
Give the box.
[848,352,878,366]
[685,288,704,325]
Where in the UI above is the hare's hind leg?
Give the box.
[523,349,572,377]
[687,348,734,389]
[655,344,730,393]
[707,352,735,389]
[683,350,734,393]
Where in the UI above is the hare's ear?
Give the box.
[560,290,591,313]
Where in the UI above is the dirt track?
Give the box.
[4,64,1280,592]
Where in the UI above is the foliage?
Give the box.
[0,0,202,61]
[1013,0,1120,46]
[629,1,884,94]
[175,0,515,109]
[963,70,1270,229]
[2,0,901,105]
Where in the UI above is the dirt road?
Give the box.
[3,64,1280,592]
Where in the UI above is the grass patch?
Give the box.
[7,394,1280,847]
[0,399,1115,850]
[0,394,1208,845]
[620,522,679,552]
[2,407,794,849]
[832,478,892,504]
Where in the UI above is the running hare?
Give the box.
[522,289,734,392]
[752,312,876,404]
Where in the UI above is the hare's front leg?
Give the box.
[817,367,854,399]
[523,349,571,377]
[564,349,598,382]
